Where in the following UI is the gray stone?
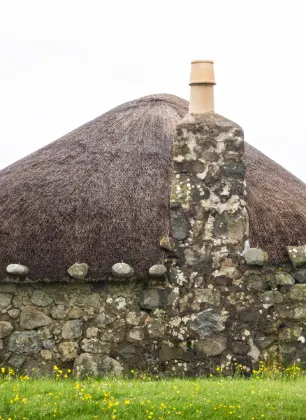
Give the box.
[261,290,284,304]
[111,263,134,278]
[58,341,78,361]
[289,284,306,301]
[0,339,3,350]
[81,338,111,354]
[159,344,184,361]
[6,264,29,276]
[275,272,295,285]
[77,293,100,310]
[190,309,225,338]
[20,307,52,330]
[40,349,53,361]
[68,307,86,319]
[140,288,178,310]
[8,354,26,369]
[245,248,268,266]
[145,318,164,339]
[42,339,56,350]
[67,263,89,280]
[287,245,306,269]
[294,269,306,283]
[126,311,146,326]
[170,208,189,240]
[8,308,20,319]
[149,265,167,279]
[8,331,42,353]
[62,320,83,340]
[85,327,98,338]
[31,290,53,307]
[195,335,227,356]
[73,353,123,378]
[279,326,302,343]
[0,293,12,311]
[51,305,69,319]
[127,327,144,343]
[278,306,306,320]
[0,321,13,338]
[191,288,221,309]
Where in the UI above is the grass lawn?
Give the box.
[1,373,306,420]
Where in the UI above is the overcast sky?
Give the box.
[1,0,305,182]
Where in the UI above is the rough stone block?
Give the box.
[275,272,295,285]
[30,290,53,307]
[140,288,178,310]
[245,248,268,266]
[287,245,306,269]
[0,321,13,338]
[0,293,12,311]
[6,264,29,276]
[195,335,226,356]
[261,290,284,304]
[73,353,123,378]
[8,331,42,354]
[81,338,111,354]
[294,268,306,283]
[20,307,52,330]
[62,320,83,340]
[190,309,225,338]
[289,284,306,301]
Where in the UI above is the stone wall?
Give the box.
[1,263,306,377]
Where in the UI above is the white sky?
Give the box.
[1,0,305,182]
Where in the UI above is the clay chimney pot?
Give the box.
[189,60,215,114]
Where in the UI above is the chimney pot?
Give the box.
[189,60,215,114]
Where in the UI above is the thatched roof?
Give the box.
[0,94,306,281]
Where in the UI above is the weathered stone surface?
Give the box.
[127,327,144,343]
[8,308,20,319]
[278,306,306,320]
[159,344,184,361]
[190,309,225,338]
[0,339,3,350]
[67,263,89,280]
[41,349,53,361]
[149,265,167,279]
[6,264,29,276]
[20,307,52,330]
[62,320,83,340]
[170,208,189,240]
[191,288,221,308]
[0,293,12,311]
[140,288,178,310]
[287,245,306,269]
[261,290,284,304]
[58,341,78,361]
[254,334,275,350]
[81,338,111,354]
[0,321,13,338]
[275,272,295,285]
[160,235,176,251]
[289,284,306,301]
[68,307,86,319]
[73,353,123,378]
[111,263,134,278]
[86,327,98,338]
[195,335,226,356]
[31,290,53,307]
[245,248,268,266]
[126,311,146,326]
[51,305,69,319]
[294,269,306,283]
[77,293,100,310]
[245,274,266,291]
[279,326,302,343]
[145,318,164,339]
[8,331,42,353]
[8,354,26,369]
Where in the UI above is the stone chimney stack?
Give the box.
[189,60,215,114]
[170,60,249,290]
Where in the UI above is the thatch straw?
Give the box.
[0,94,305,281]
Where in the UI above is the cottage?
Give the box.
[0,61,306,377]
